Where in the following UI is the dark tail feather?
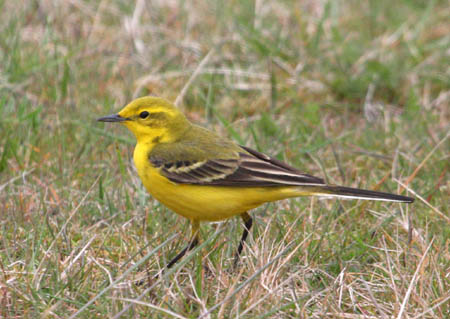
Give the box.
[315,185,414,203]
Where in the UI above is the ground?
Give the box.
[0,1,448,318]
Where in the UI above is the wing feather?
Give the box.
[150,145,326,187]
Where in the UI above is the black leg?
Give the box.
[167,236,198,268]
[167,220,199,269]
[234,212,252,267]
[138,221,201,285]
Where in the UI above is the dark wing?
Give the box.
[150,145,326,187]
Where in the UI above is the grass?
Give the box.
[0,0,448,318]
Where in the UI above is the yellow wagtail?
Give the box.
[98,96,414,268]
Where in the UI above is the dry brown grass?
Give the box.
[0,0,448,318]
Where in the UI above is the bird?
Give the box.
[98,96,414,269]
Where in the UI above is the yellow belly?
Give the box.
[133,145,301,221]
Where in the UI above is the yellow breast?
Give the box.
[132,143,300,221]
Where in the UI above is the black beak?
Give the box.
[97,114,129,123]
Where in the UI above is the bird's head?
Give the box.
[97,96,190,144]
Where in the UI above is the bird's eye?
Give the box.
[139,111,149,119]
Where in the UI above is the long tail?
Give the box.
[310,185,414,203]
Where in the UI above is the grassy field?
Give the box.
[1,0,448,318]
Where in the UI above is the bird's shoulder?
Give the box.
[148,125,241,183]
[149,124,241,165]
